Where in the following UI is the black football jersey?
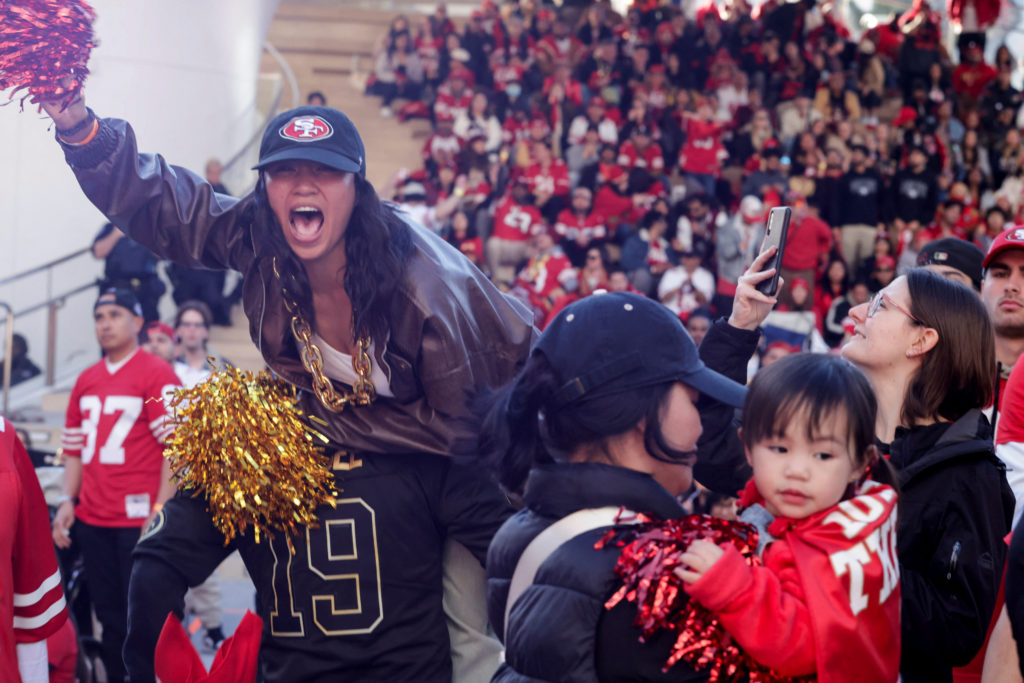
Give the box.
[128,449,512,682]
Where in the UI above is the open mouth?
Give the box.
[289,207,324,243]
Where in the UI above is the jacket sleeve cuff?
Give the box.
[56,116,120,171]
[684,544,752,612]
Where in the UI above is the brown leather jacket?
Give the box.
[59,117,537,457]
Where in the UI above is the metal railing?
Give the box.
[0,248,97,414]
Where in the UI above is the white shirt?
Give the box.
[310,333,394,399]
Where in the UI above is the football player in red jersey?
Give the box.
[52,289,180,683]
[3,418,70,683]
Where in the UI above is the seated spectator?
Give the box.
[740,145,787,200]
[823,279,871,348]
[0,333,41,386]
[763,278,829,353]
[454,91,503,153]
[565,125,602,189]
[674,191,723,273]
[685,307,713,346]
[524,138,571,224]
[777,89,823,145]
[621,210,674,296]
[422,111,462,174]
[567,96,619,147]
[867,254,897,292]
[141,322,176,363]
[510,228,576,328]
[977,206,1009,252]
[619,122,666,178]
[715,195,765,318]
[368,29,425,118]
[434,65,474,120]
[443,209,485,272]
[813,69,861,124]
[592,165,636,234]
[487,178,545,285]
[553,187,608,267]
[814,257,849,334]
[657,248,715,318]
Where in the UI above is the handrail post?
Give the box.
[46,301,60,387]
[0,304,13,415]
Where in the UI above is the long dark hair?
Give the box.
[903,268,995,425]
[479,352,694,493]
[253,174,412,347]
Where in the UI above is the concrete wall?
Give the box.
[0,0,279,407]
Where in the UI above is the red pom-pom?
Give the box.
[599,513,809,682]
[0,0,97,109]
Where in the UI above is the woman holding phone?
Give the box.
[841,269,1014,682]
[699,255,1015,682]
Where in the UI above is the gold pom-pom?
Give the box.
[164,365,336,550]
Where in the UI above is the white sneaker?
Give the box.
[380,106,393,118]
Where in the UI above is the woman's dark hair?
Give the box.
[742,353,897,489]
[903,268,996,424]
[820,257,849,293]
[253,174,412,347]
[479,353,695,493]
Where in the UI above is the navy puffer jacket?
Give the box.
[486,462,710,683]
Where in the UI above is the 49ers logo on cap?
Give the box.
[1011,228,1024,242]
[279,116,334,141]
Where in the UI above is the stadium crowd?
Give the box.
[366,0,1022,357]
[13,0,1024,681]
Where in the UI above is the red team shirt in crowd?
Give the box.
[492,195,546,242]
[524,160,571,199]
[617,140,665,173]
[688,479,901,682]
[1,417,69,683]
[553,209,608,246]
[61,350,180,527]
[678,117,725,176]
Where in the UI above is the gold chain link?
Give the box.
[273,258,376,412]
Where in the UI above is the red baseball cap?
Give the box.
[983,225,1024,268]
[893,106,918,127]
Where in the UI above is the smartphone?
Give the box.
[755,206,792,297]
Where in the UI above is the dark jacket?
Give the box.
[694,318,757,494]
[57,117,536,458]
[889,410,1014,683]
[486,462,708,683]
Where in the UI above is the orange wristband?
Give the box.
[61,117,99,146]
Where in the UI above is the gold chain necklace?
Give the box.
[273,258,376,412]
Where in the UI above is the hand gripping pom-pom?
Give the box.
[598,513,812,682]
[0,0,97,109]
[162,365,338,553]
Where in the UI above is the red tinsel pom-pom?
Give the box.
[599,513,809,683]
[0,0,97,109]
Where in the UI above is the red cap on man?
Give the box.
[983,226,1024,268]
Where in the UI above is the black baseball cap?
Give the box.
[535,292,746,409]
[253,106,366,177]
[94,288,143,318]
[917,238,984,290]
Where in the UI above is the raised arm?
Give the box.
[42,91,251,272]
